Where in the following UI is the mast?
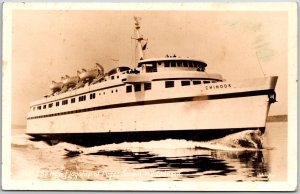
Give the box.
[133,16,147,60]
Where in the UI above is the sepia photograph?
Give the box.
[2,2,297,191]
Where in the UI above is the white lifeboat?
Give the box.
[78,68,99,81]
[62,75,79,88]
[50,81,63,92]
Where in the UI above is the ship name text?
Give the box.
[206,84,231,90]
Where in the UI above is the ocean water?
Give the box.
[11,122,287,182]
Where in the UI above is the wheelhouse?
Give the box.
[138,58,207,73]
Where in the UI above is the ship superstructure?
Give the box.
[26,17,277,146]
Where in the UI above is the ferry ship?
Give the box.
[26,17,278,146]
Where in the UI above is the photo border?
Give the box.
[2,2,297,191]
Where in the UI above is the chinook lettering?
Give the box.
[206,84,231,90]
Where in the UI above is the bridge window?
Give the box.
[193,80,201,85]
[62,100,68,105]
[126,85,132,93]
[48,103,53,108]
[164,61,170,67]
[171,61,176,67]
[134,83,141,92]
[71,98,75,103]
[165,81,174,88]
[145,63,157,73]
[144,83,151,90]
[181,80,190,86]
[183,61,188,67]
[203,81,210,84]
[90,93,96,99]
[56,102,59,106]
[177,61,182,67]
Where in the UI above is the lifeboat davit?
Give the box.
[50,81,63,93]
[62,75,79,88]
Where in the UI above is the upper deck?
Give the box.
[28,57,223,108]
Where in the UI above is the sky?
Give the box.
[11,10,288,126]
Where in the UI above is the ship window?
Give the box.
[111,90,114,93]
[158,61,162,65]
[183,62,188,67]
[116,89,118,92]
[56,102,59,106]
[79,95,86,102]
[164,61,170,67]
[165,81,174,88]
[145,63,157,73]
[48,103,53,108]
[37,106,41,110]
[62,100,68,105]
[134,83,141,92]
[90,93,96,99]
[193,80,201,85]
[189,62,193,68]
[43,105,46,109]
[171,61,176,67]
[126,85,132,93]
[117,76,119,79]
[111,76,114,80]
[71,98,75,103]
[212,80,217,83]
[144,83,152,90]
[203,81,210,84]
[177,61,182,67]
[181,80,190,86]
[33,107,35,111]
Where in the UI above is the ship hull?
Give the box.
[27,76,277,146]
[27,91,273,146]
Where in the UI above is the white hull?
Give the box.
[27,95,270,134]
[27,76,277,135]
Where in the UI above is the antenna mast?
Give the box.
[255,52,266,77]
[133,16,147,60]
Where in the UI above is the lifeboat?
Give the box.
[62,75,79,88]
[78,69,99,81]
[50,81,63,93]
